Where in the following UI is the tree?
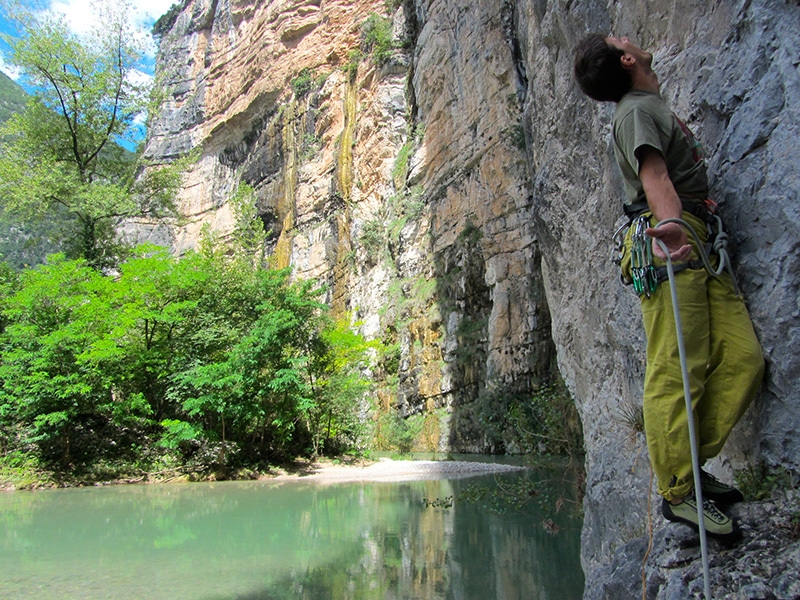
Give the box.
[302,316,375,456]
[0,256,114,467]
[0,0,184,269]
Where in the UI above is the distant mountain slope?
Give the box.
[0,70,28,123]
[0,70,73,269]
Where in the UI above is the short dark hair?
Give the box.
[573,34,632,102]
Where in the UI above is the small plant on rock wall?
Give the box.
[457,218,483,246]
[735,461,797,501]
[291,68,315,98]
[344,49,361,78]
[359,219,386,265]
[384,0,403,13]
[301,133,321,162]
[392,142,412,189]
[361,13,394,66]
[503,124,526,150]
[614,398,645,436]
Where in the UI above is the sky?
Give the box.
[0,0,178,81]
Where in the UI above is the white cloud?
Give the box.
[46,0,177,58]
[128,67,154,88]
[1,0,176,81]
[0,54,22,80]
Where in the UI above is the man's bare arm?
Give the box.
[638,147,692,262]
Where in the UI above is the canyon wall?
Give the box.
[143,0,800,595]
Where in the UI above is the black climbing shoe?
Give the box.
[662,496,742,542]
[699,469,744,505]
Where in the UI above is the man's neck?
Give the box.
[631,70,660,94]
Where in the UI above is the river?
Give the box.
[0,462,583,599]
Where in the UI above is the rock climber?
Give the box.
[572,33,764,541]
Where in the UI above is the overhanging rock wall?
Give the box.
[515,0,800,592]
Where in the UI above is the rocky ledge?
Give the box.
[589,490,800,599]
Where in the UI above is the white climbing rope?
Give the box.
[652,215,737,600]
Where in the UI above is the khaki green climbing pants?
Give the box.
[623,211,764,501]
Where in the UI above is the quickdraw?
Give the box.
[630,215,659,297]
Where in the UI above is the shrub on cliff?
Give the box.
[361,13,395,66]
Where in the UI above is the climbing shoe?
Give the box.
[662,496,742,542]
[699,469,744,505]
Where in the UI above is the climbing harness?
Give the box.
[652,215,737,600]
[612,199,739,298]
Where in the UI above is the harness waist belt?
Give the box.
[623,199,715,223]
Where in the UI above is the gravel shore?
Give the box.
[272,458,526,483]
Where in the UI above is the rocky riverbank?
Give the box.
[588,490,800,599]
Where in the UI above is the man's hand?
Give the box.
[646,222,691,262]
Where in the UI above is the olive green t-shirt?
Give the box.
[612,89,709,206]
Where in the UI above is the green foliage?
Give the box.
[0,231,375,478]
[302,316,377,455]
[735,461,797,501]
[344,49,362,78]
[228,183,267,266]
[373,411,423,454]
[371,408,446,455]
[359,219,387,265]
[458,219,483,245]
[392,142,412,189]
[467,383,583,459]
[384,0,404,13]
[301,133,322,162]
[359,188,426,266]
[0,2,185,268]
[291,67,315,98]
[152,2,182,38]
[504,124,527,150]
[360,13,395,66]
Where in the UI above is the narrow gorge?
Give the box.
[140,0,800,596]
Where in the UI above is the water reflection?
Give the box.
[0,469,583,599]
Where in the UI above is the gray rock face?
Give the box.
[588,491,800,599]
[145,0,800,596]
[513,0,800,593]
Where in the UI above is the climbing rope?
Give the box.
[652,215,738,600]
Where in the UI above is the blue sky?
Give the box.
[0,0,177,81]
[0,1,178,148]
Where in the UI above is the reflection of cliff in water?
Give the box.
[0,470,582,599]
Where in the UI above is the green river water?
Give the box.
[0,465,583,599]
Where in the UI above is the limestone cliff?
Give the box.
[143,0,800,596]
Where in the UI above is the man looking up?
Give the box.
[573,34,764,541]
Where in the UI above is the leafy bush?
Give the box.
[361,14,395,65]
[291,68,315,98]
[735,461,797,501]
[152,2,183,38]
[468,383,583,458]
[344,49,362,78]
[0,236,374,478]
